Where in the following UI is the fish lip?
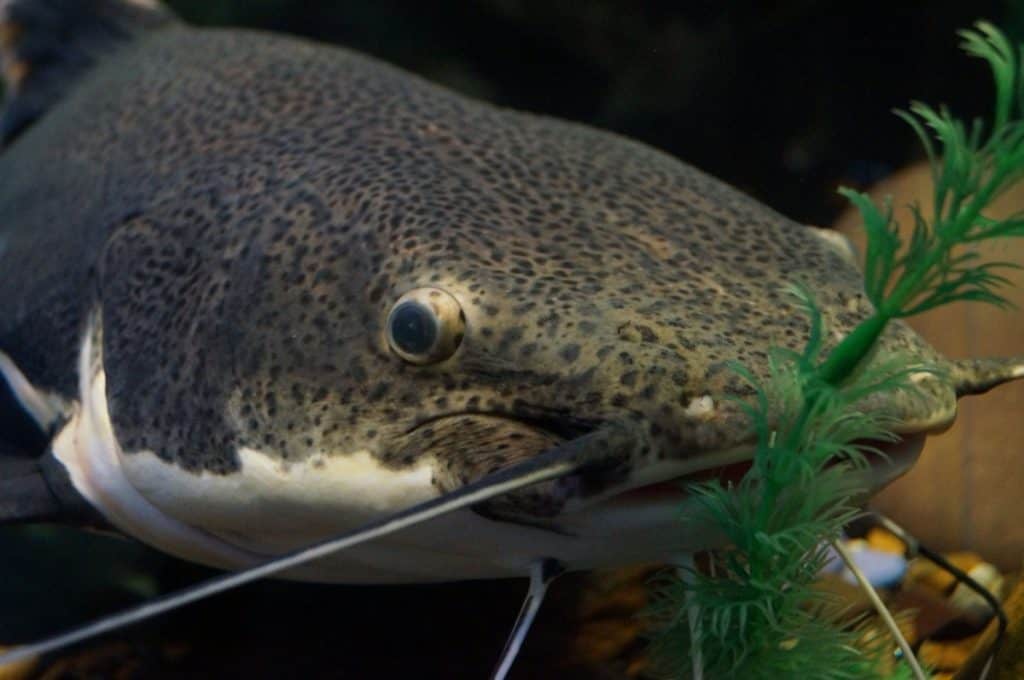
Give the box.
[566,432,927,515]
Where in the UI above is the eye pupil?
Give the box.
[390,302,437,356]
[386,288,464,364]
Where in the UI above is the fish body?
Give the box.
[0,0,1017,582]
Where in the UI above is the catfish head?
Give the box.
[0,0,1021,583]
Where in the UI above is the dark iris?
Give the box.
[389,302,438,356]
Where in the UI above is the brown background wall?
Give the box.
[836,164,1024,571]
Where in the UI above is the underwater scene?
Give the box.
[3,1,1024,678]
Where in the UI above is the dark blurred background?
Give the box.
[5,1,1024,678]
[168,0,1023,226]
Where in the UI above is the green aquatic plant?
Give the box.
[645,300,920,680]
[647,20,1024,680]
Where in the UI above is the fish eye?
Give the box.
[386,288,465,364]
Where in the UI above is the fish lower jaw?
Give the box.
[558,432,926,536]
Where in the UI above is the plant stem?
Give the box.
[816,314,889,386]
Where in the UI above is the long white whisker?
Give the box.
[491,558,563,680]
[830,539,925,680]
[0,423,632,669]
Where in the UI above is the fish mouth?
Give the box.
[408,409,927,531]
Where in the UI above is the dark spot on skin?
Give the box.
[635,324,658,343]
[497,326,524,352]
[559,344,581,363]
[367,382,390,401]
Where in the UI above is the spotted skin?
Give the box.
[0,4,982,531]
